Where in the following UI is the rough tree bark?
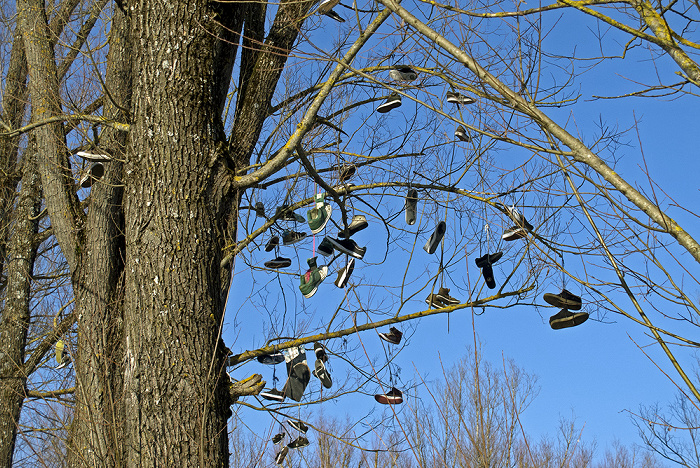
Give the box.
[0,145,41,468]
[68,5,131,465]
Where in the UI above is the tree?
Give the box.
[1,0,700,465]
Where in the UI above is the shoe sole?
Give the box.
[378,333,400,344]
[424,221,446,254]
[502,228,526,241]
[315,360,332,389]
[260,392,285,402]
[376,100,401,113]
[328,239,364,259]
[374,394,403,404]
[543,293,582,310]
[335,258,355,288]
[550,311,589,329]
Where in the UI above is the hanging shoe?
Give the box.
[376,92,402,113]
[257,352,285,365]
[265,236,280,252]
[334,257,355,288]
[287,419,309,433]
[260,388,286,402]
[77,150,112,161]
[481,263,496,289]
[338,215,368,238]
[307,203,332,234]
[435,287,459,305]
[314,342,328,362]
[287,436,310,449]
[282,230,307,245]
[80,162,105,188]
[275,446,289,464]
[405,189,418,226]
[272,433,286,444]
[276,206,303,222]
[543,289,582,311]
[549,309,589,330]
[454,125,471,142]
[264,257,292,269]
[299,264,329,298]
[283,350,311,402]
[474,252,503,268]
[55,340,71,369]
[378,327,402,345]
[317,237,334,257]
[501,226,528,241]
[313,359,333,389]
[335,163,356,182]
[254,202,266,218]
[324,10,345,22]
[425,293,446,308]
[374,387,403,405]
[318,0,340,14]
[389,66,418,81]
[327,238,366,260]
[445,91,476,105]
[423,221,446,254]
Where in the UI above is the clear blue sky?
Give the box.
[224,2,699,463]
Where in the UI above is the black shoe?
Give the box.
[254,202,266,218]
[334,257,355,288]
[257,352,285,365]
[502,226,528,241]
[276,206,302,222]
[80,162,105,188]
[265,236,280,252]
[475,252,503,268]
[260,388,286,402]
[376,93,402,113]
[287,436,310,449]
[338,215,368,238]
[313,359,333,389]
[426,293,446,308]
[328,238,366,260]
[378,327,402,345]
[317,237,334,257]
[282,230,307,245]
[324,10,345,22]
[454,125,471,142]
[264,257,292,269]
[435,287,459,305]
[424,221,446,254]
[482,263,496,289]
[287,419,309,433]
[314,342,328,362]
[374,387,403,405]
[549,309,589,329]
[543,289,582,311]
[275,446,289,464]
[272,432,285,444]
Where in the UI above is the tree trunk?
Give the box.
[122,1,231,465]
[68,6,131,466]
[0,144,41,467]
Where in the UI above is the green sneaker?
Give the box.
[307,204,332,234]
[299,265,328,298]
